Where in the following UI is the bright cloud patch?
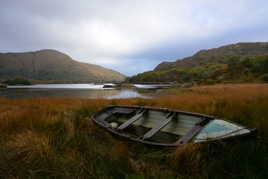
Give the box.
[0,0,268,75]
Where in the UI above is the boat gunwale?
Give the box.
[91,105,256,147]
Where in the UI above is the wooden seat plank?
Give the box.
[117,109,145,130]
[142,112,175,140]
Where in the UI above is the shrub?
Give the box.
[0,83,7,88]
[261,73,268,82]
[4,77,31,85]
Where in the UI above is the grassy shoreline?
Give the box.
[0,84,268,178]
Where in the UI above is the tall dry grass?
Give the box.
[0,83,267,178]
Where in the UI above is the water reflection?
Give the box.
[106,90,148,99]
[134,84,171,89]
[7,83,109,89]
[8,83,171,89]
[0,88,150,99]
[0,84,164,99]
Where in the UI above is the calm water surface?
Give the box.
[0,84,158,99]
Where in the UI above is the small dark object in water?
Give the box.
[92,105,256,147]
[103,84,116,88]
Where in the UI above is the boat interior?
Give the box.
[94,106,211,144]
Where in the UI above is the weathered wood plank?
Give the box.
[117,109,145,130]
[175,125,204,145]
[142,113,175,140]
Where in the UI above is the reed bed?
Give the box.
[0,84,267,178]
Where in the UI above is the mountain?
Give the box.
[129,42,268,83]
[155,42,268,71]
[0,49,125,82]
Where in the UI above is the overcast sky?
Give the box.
[1,0,268,76]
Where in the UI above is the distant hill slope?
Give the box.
[0,49,125,82]
[129,42,268,83]
[155,42,268,71]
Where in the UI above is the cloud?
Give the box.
[1,0,268,75]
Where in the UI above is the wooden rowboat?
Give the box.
[92,105,256,147]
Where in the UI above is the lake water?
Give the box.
[0,84,161,99]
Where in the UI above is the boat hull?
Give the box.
[92,105,256,147]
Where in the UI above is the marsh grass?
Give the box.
[0,84,268,178]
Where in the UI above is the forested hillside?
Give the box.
[129,42,268,84]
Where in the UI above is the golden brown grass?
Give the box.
[0,83,268,178]
[7,130,52,160]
